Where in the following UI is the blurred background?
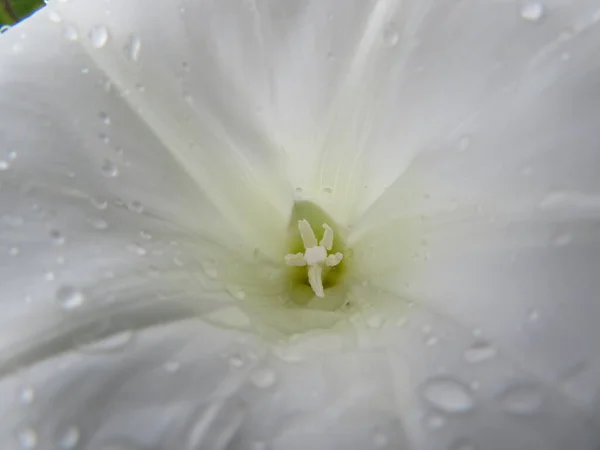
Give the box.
[1,0,44,27]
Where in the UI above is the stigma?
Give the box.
[284,219,344,297]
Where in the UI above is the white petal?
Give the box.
[346,2,600,446]
[42,0,295,259]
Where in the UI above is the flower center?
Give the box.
[284,219,344,297]
[284,201,350,307]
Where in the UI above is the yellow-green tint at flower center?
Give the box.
[285,201,351,310]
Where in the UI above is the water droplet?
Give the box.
[552,232,572,247]
[382,23,399,47]
[422,377,475,414]
[425,414,446,430]
[499,383,543,415]
[0,160,10,170]
[82,331,134,353]
[458,135,470,151]
[425,335,438,347]
[128,200,144,213]
[321,186,334,201]
[45,271,56,281]
[201,261,218,279]
[63,24,79,41]
[89,218,108,230]
[463,342,496,363]
[17,427,38,449]
[125,34,141,63]
[101,159,119,178]
[229,355,244,368]
[50,229,65,245]
[127,244,147,256]
[520,2,544,22]
[56,285,85,310]
[139,230,152,240]
[99,111,111,125]
[527,308,540,322]
[58,426,80,449]
[48,10,62,23]
[226,285,245,300]
[164,360,181,373]
[89,25,109,48]
[0,25,11,34]
[9,246,20,256]
[251,368,276,388]
[20,387,35,405]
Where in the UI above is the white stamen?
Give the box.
[284,220,344,298]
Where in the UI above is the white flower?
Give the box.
[0,0,600,449]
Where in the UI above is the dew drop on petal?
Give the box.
[101,159,119,178]
[20,387,35,405]
[89,218,109,230]
[89,25,109,48]
[50,229,65,245]
[58,426,80,450]
[552,232,572,247]
[499,383,543,415]
[99,111,111,125]
[458,135,470,151]
[422,377,475,414]
[250,368,276,389]
[164,360,181,373]
[520,2,544,22]
[463,341,496,363]
[63,24,79,41]
[226,285,245,300]
[125,34,141,63]
[425,414,446,430]
[0,160,10,170]
[48,10,62,23]
[56,285,85,310]
[128,200,144,213]
[382,23,399,47]
[81,331,134,353]
[17,427,38,449]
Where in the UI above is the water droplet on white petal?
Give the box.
[18,427,38,449]
[89,25,109,48]
[128,200,144,213]
[48,10,62,23]
[125,34,141,63]
[50,229,65,245]
[251,368,276,389]
[63,24,79,41]
[520,2,544,22]
[463,342,496,363]
[0,160,10,170]
[20,387,35,405]
[101,159,119,178]
[422,377,475,414]
[56,285,85,310]
[164,361,181,373]
[552,232,572,247]
[382,24,399,47]
[58,426,80,450]
[499,383,543,415]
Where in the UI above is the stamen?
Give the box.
[285,220,344,298]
